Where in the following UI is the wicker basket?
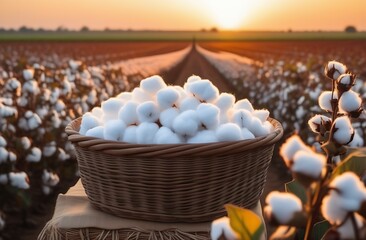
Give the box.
[66,118,283,223]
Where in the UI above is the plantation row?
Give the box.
[0,45,190,233]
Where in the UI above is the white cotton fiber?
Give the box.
[292,150,326,178]
[325,61,347,80]
[214,93,235,111]
[248,117,271,137]
[321,192,348,224]
[23,69,34,81]
[153,127,182,144]
[188,130,218,143]
[0,147,9,163]
[231,109,252,128]
[156,86,180,109]
[159,107,180,129]
[123,125,138,143]
[0,136,6,147]
[241,128,255,140]
[253,109,270,123]
[79,112,101,135]
[337,213,364,239]
[339,90,362,113]
[172,110,199,137]
[216,123,242,141]
[179,96,201,112]
[183,75,201,91]
[103,120,126,141]
[318,91,337,112]
[101,98,124,121]
[132,87,154,103]
[196,103,220,129]
[348,131,364,147]
[308,114,331,133]
[136,122,159,144]
[91,107,104,119]
[8,151,17,162]
[136,101,160,123]
[264,191,302,225]
[43,142,57,157]
[186,79,219,102]
[234,99,254,112]
[333,116,353,144]
[118,101,139,125]
[279,135,312,167]
[85,126,105,139]
[116,92,132,101]
[329,172,366,211]
[9,172,30,189]
[140,75,167,95]
[26,147,42,163]
[210,216,240,240]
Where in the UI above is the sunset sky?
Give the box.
[2,0,366,31]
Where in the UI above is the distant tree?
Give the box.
[37,28,45,32]
[104,27,111,32]
[80,26,90,32]
[56,26,69,32]
[200,28,207,32]
[18,26,34,32]
[210,27,218,33]
[0,28,5,32]
[345,25,357,33]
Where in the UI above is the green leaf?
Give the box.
[285,180,308,204]
[331,150,366,180]
[225,204,264,240]
[312,220,331,240]
[270,226,296,240]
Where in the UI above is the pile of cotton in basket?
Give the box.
[79,75,274,144]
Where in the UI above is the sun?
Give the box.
[205,0,248,29]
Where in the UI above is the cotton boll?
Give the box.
[123,125,138,143]
[79,112,101,135]
[210,216,240,240]
[156,87,180,109]
[43,141,57,157]
[174,86,187,101]
[91,107,104,119]
[196,103,220,130]
[214,93,236,111]
[0,136,6,147]
[42,170,60,187]
[186,79,219,102]
[132,87,154,103]
[325,61,347,80]
[85,126,105,139]
[264,191,302,225]
[183,75,201,91]
[179,96,201,111]
[329,172,366,211]
[233,99,254,112]
[348,131,364,147]
[279,135,313,167]
[8,151,17,162]
[241,128,255,140]
[159,107,180,129]
[172,110,199,137]
[321,192,348,225]
[292,150,326,179]
[58,148,70,161]
[26,147,42,163]
[339,90,362,113]
[118,101,139,125]
[116,92,132,101]
[0,147,9,163]
[103,120,126,141]
[136,101,160,123]
[318,91,337,112]
[23,69,34,81]
[253,109,270,123]
[231,109,252,128]
[153,127,182,144]
[9,172,30,189]
[189,130,218,143]
[248,117,271,137]
[216,123,242,142]
[308,114,331,133]
[101,98,125,122]
[136,122,159,144]
[333,116,353,145]
[140,75,167,95]
[337,214,365,239]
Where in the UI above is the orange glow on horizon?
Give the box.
[1,0,366,31]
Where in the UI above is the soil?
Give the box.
[5,43,291,240]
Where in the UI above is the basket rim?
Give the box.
[65,117,283,157]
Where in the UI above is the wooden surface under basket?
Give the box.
[66,118,283,223]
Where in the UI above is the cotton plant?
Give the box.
[211,61,366,240]
[80,75,274,144]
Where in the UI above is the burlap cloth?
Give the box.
[38,180,266,240]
